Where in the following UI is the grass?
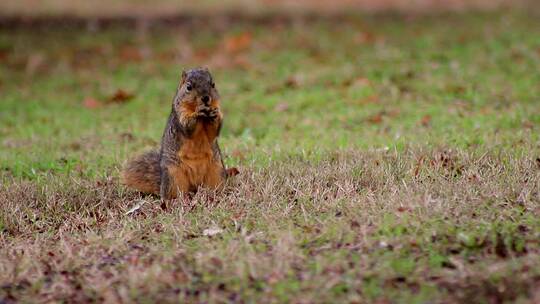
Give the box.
[1,10,540,303]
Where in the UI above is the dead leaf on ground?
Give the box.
[119,46,146,62]
[108,89,134,104]
[397,206,409,212]
[367,113,383,124]
[224,32,252,53]
[82,97,102,109]
[226,167,240,177]
[285,75,302,88]
[355,31,377,44]
[420,114,432,127]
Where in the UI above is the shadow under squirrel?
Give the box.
[121,67,237,199]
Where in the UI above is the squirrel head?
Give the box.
[173,67,220,115]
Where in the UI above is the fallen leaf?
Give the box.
[119,46,144,62]
[203,227,223,237]
[284,75,302,88]
[224,32,252,53]
[107,89,134,104]
[367,113,383,124]
[420,114,432,127]
[226,167,240,177]
[355,31,377,44]
[83,97,102,109]
[397,206,408,212]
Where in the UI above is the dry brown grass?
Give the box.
[1,147,539,302]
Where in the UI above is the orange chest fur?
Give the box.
[173,121,223,190]
[179,121,218,159]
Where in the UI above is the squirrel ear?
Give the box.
[180,70,187,84]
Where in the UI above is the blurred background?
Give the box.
[1,0,539,176]
[0,0,535,16]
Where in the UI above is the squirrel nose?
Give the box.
[202,95,210,104]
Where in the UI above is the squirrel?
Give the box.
[120,67,236,200]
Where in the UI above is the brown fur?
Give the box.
[121,68,230,200]
[120,150,161,194]
[179,100,197,125]
[168,119,224,196]
[121,117,224,198]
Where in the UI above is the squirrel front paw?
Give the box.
[196,105,220,119]
[206,107,220,118]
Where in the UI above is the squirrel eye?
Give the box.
[186,83,192,91]
[211,82,215,88]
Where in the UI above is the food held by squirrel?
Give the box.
[121,67,238,200]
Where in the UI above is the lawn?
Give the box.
[1,10,540,303]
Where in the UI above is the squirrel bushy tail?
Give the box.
[120,150,161,195]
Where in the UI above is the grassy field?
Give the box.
[1,10,540,303]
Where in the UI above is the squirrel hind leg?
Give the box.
[120,150,161,195]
